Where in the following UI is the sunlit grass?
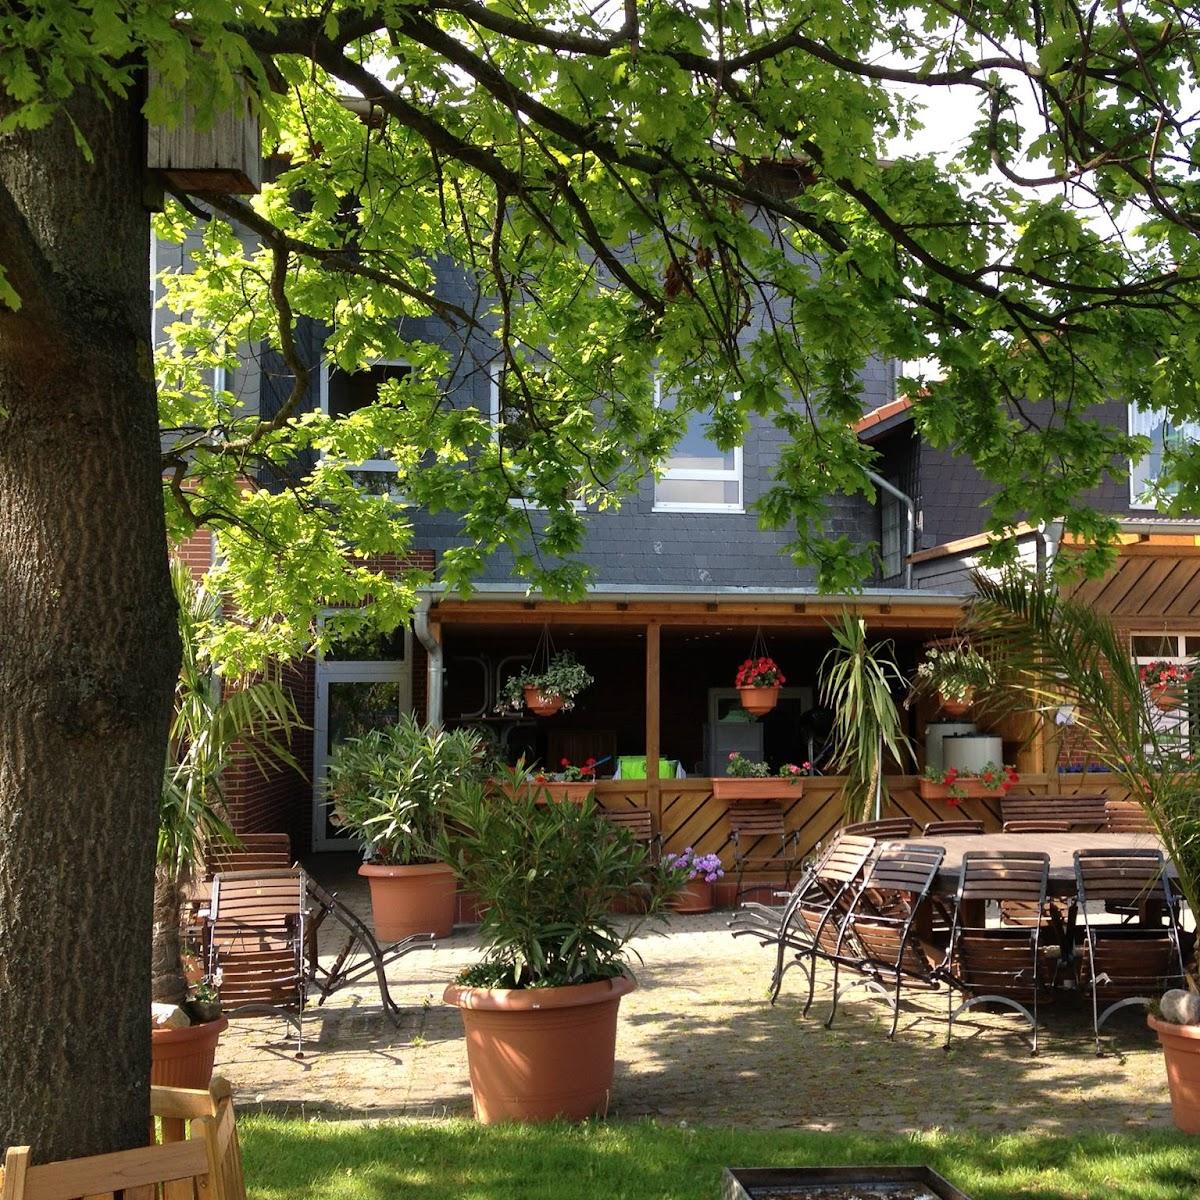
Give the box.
[241,1115,1200,1199]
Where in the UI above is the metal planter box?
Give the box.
[722,1166,973,1200]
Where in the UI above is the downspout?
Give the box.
[865,469,916,590]
[413,598,443,729]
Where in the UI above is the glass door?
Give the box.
[312,627,412,851]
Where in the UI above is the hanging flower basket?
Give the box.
[1141,662,1191,712]
[523,686,564,717]
[734,637,785,717]
[738,685,780,716]
[938,689,974,717]
[1151,683,1184,712]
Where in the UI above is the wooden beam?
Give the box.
[645,620,661,827]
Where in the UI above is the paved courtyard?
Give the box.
[214,866,1172,1134]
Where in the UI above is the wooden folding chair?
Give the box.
[600,808,662,861]
[826,842,946,1038]
[923,820,984,836]
[944,851,1059,1054]
[1105,800,1155,834]
[1,1078,246,1200]
[728,802,801,897]
[208,868,308,1054]
[844,817,916,839]
[1074,848,1187,1053]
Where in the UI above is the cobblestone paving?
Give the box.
[215,874,1171,1134]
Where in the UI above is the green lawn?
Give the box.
[240,1116,1200,1199]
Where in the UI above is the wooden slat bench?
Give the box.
[1001,793,1107,832]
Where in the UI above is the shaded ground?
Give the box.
[216,867,1172,1134]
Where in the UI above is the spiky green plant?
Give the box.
[153,561,303,1004]
[963,568,1200,937]
[819,611,914,822]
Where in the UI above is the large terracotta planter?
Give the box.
[524,686,564,716]
[713,777,802,802]
[444,975,637,1123]
[150,1016,228,1089]
[671,879,713,913]
[737,685,779,715]
[1149,1014,1200,1133]
[359,861,456,940]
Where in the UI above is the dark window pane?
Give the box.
[327,363,410,419]
[325,626,407,661]
[1132,634,1176,657]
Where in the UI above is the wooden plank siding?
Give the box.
[591,774,1134,881]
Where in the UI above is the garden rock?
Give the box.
[1159,989,1200,1026]
[152,1002,192,1029]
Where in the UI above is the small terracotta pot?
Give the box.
[359,861,457,940]
[444,975,636,1123]
[524,686,564,716]
[150,1016,228,1089]
[1152,683,1183,713]
[671,879,714,913]
[713,777,801,802]
[938,691,974,717]
[1148,1014,1200,1133]
[738,685,779,715]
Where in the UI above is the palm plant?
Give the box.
[963,568,1200,938]
[819,611,914,821]
[152,561,302,1004]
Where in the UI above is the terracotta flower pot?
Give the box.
[150,1016,228,1089]
[737,685,779,715]
[444,975,637,1123]
[524,686,564,716]
[713,777,802,802]
[359,861,457,940]
[918,778,996,801]
[671,879,714,913]
[1148,1014,1200,1133]
[938,691,974,717]
[1152,683,1183,712]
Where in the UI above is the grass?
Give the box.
[240,1116,1200,1199]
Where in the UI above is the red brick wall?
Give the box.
[174,529,213,581]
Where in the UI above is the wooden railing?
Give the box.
[593,773,1132,878]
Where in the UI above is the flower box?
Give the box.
[918,778,1001,802]
[713,778,804,802]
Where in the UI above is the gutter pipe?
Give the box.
[413,597,444,728]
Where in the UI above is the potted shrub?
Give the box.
[918,762,1019,803]
[1149,990,1200,1133]
[152,562,300,1087]
[664,848,724,913]
[327,715,485,940]
[1140,660,1192,712]
[735,654,785,715]
[440,767,685,1122]
[914,644,994,716]
[496,650,593,716]
[713,752,809,801]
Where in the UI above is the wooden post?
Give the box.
[645,620,661,826]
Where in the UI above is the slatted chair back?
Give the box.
[1074,848,1186,1051]
[792,835,878,949]
[1001,819,1072,833]
[843,817,916,839]
[945,851,1057,1052]
[1001,793,1107,831]
[922,819,985,836]
[207,832,292,876]
[728,802,801,893]
[828,842,945,1037]
[0,1079,246,1200]
[601,808,658,850]
[1105,799,1155,834]
[209,868,307,1048]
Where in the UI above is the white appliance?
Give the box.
[943,734,1003,774]
[924,722,977,771]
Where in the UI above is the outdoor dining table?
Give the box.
[905,830,1171,933]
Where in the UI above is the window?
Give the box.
[879,490,905,579]
[653,380,743,512]
[1130,631,1200,741]
[488,367,585,510]
[1128,404,1200,509]
[320,359,410,496]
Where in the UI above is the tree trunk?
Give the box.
[0,86,179,1159]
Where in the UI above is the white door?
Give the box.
[312,627,412,851]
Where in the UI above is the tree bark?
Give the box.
[0,86,179,1159]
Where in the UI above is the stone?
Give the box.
[152,1002,192,1029]
[1159,989,1200,1026]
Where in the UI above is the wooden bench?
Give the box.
[1001,793,1107,832]
[1,1078,246,1200]
[1105,799,1155,834]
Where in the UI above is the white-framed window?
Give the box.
[1131,632,1199,739]
[879,490,905,579]
[488,365,585,510]
[652,379,743,513]
[319,358,409,497]
[1128,403,1200,509]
